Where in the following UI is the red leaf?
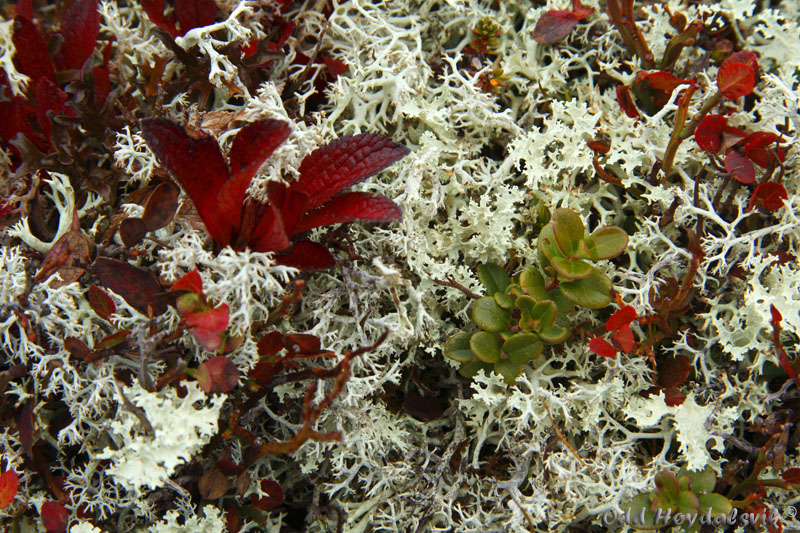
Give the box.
[249,200,290,253]
[18,400,34,457]
[615,85,639,119]
[195,356,239,393]
[142,182,180,231]
[771,304,783,325]
[94,257,169,315]
[267,182,307,238]
[94,330,130,350]
[250,480,284,511]
[185,305,229,352]
[257,331,284,357]
[532,10,582,44]
[663,387,685,407]
[140,0,179,38]
[640,71,690,92]
[589,337,617,358]
[322,56,348,78]
[119,218,148,248]
[249,361,281,383]
[284,333,321,354]
[694,114,727,153]
[171,268,204,294]
[174,0,218,34]
[657,354,691,388]
[141,119,231,245]
[782,468,800,484]
[64,337,92,361]
[218,119,290,226]
[721,50,760,80]
[741,131,779,152]
[87,285,116,321]
[724,151,755,184]
[59,0,99,70]
[570,0,593,18]
[605,305,637,331]
[0,469,19,509]
[275,240,336,271]
[12,16,56,83]
[748,182,788,212]
[33,78,70,143]
[610,324,634,353]
[294,134,409,211]
[718,62,755,99]
[293,192,402,234]
[16,0,33,19]
[41,501,69,533]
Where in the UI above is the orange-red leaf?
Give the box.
[589,337,617,358]
[694,114,727,153]
[185,304,229,352]
[605,305,637,331]
[171,268,204,294]
[41,501,69,533]
[718,62,755,99]
[0,469,18,509]
[615,85,639,119]
[748,182,788,212]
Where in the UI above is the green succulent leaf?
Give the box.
[684,467,716,494]
[458,360,493,379]
[552,208,585,256]
[538,323,570,343]
[550,256,593,281]
[470,331,501,363]
[444,332,475,363]
[678,474,691,493]
[503,333,543,364]
[581,226,629,260]
[697,493,732,516]
[477,263,510,295]
[676,491,700,514]
[558,268,612,309]
[625,494,657,528]
[519,267,549,300]
[494,359,521,385]
[654,471,680,505]
[537,223,561,267]
[494,291,516,309]
[472,296,510,332]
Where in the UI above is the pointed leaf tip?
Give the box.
[292,192,401,234]
[60,0,100,70]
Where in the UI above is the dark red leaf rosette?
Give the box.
[142,118,409,270]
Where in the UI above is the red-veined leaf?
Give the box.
[615,85,639,119]
[171,268,204,294]
[196,356,239,393]
[94,257,170,315]
[532,10,582,44]
[293,192,401,234]
[721,50,760,80]
[748,182,788,212]
[218,119,290,226]
[657,354,691,388]
[724,151,755,184]
[59,0,99,70]
[12,16,56,83]
[718,62,755,99]
[174,0,218,34]
[0,469,19,509]
[140,119,230,245]
[294,134,409,211]
[275,240,335,271]
[610,324,634,353]
[87,285,116,321]
[694,114,727,153]
[41,500,69,532]
[605,305,637,331]
[249,200,291,253]
[589,337,617,358]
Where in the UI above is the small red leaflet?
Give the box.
[142,119,409,270]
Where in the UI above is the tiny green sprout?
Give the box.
[444,207,628,385]
[625,466,732,532]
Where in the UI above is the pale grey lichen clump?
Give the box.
[2,0,800,531]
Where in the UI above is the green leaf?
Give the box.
[472,296,510,332]
[537,223,561,267]
[676,491,700,514]
[458,360,493,379]
[538,324,569,343]
[477,263,510,295]
[558,268,612,309]
[494,291,516,309]
[519,267,549,300]
[494,359,521,385]
[470,331,501,363]
[444,332,475,363]
[581,226,628,260]
[685,467,716,494]
[552,208,585,256]
[550,256,593,281]
[625,494,657,528]
[697,493,732,516]
[654,471,680,505]
[503,333,543,364]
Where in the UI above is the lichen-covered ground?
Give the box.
[1,0,799,531]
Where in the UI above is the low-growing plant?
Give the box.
[444,207,628,384]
